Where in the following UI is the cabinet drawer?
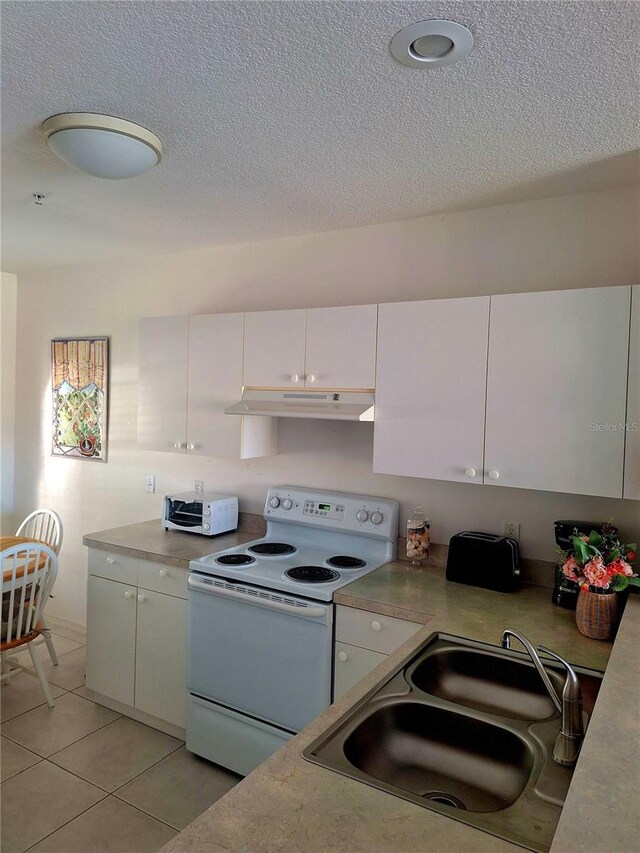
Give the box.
[88,548,137,584]
[334,642,387,700]
[336,605,422,654]
[137,559,188,599]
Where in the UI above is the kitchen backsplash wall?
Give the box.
[10,187,640,628]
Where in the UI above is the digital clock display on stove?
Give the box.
[303,499,345,520]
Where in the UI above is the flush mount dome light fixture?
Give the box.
[42,113,163,179]
[390,20,474,69]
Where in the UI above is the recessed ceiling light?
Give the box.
[390,20,474,69]
[42,113,163,179]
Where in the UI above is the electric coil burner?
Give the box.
[215,554,255,567]
[285,566,340,583]
[326,555,366,569]
[248,542,297,556]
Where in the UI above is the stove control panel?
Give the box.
[264,486,399,542]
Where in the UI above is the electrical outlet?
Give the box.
[194,480,204,494]
[503,520,520,542]
[145,474,156,494]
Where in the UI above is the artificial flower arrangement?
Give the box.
[561,524,638,592]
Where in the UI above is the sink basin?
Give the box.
[407,642,602,720]
[304,631,605,852]
[343,701,533,812]
[407,646,562,720]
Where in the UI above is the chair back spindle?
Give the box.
[16,509,63,555]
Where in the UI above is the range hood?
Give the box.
[225,389,375,421]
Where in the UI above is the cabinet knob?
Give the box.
[124,590,134,600]
[306,374,316,383]
[464,467,476,478]
[488,469,500,480]
[186,443,195,451]
[371,620,382,632]
[137,593,146,603]
[158,569,167,577]
[290,374,300,384]
[106,557,115,564]
[337,651,348,662]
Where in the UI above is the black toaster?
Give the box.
[446,531,520,593]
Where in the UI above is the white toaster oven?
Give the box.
[163,492,238,536]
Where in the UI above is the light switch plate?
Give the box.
[145,474,156,494]
[194,480,204,494]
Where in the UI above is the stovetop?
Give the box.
[189,486,399,602]
[189,534,386,601]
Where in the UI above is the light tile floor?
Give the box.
[1,631,241,853]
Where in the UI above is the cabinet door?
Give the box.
[86,576,136,705]
[243,309,306,387]
[373,298,489,483]
[138,316,188,452]
[187,313,243,458]
[334,642,387,700]
[135,590,187,728]
[624,286,640,500]
[305,305,377,389]
[485,287,631,497]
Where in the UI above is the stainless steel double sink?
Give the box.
[303,633,603,852]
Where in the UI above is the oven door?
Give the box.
[187,573,333,733]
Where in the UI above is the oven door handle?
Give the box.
[188,574,329,619]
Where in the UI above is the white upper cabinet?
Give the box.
[624,286,639,500]
[305,305,377,389]
[485,286,631,498]
[373,297,489,483]
[138,314,275,459]
[243,305,378,389]
[138,316,188,452]
[243,309,306,388]
[187,313,244,458]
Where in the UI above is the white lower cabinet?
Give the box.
[86,575,137,706]
[334,642,387,700]
[135,590,187,728]
[86,549,187,732]
[333,605,422,699]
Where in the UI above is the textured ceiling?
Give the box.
[2,0,639,272]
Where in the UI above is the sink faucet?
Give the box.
[501,629,584,766]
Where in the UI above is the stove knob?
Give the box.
[203,523,210,531]
[203,508,211,517]
[282,498,293,510]
[269,496,281,509]
[356,509,369,523]
[371,511,383,526]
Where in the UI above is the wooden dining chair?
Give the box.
[1,543,59,707]
[15,509,63,665]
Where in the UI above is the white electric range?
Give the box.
[187,486,399,776]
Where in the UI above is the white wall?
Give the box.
[14,188,640,629]
[1,272,18,533]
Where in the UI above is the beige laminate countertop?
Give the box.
[83,523,638,852]
[83,518,259,567]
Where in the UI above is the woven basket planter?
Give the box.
[575,588,618,640]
